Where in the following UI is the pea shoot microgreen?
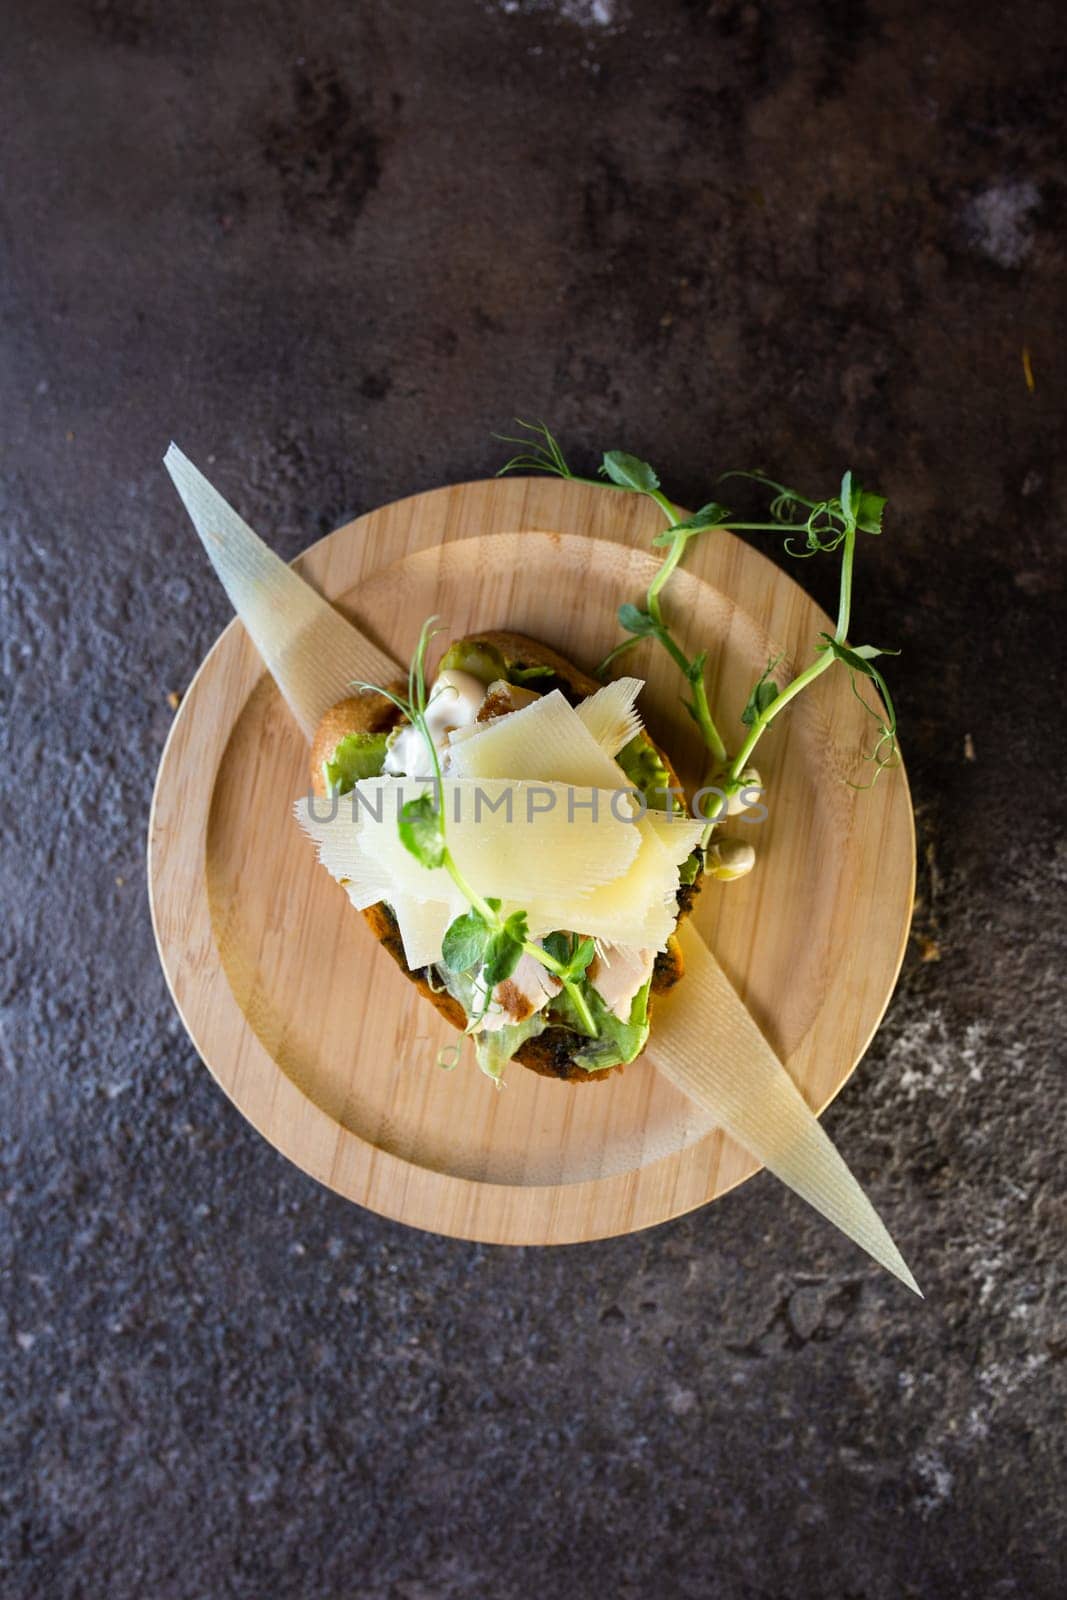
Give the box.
[353,617,599,1050]
[496,422,900,802]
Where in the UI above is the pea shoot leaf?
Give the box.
[854,490,887,534]
[482,911,529,988]
[840,470,886,535]
[441,908,492,974]
[542,931,597,981]
[397,792,445,869]
[741,655,783,727]
[601,451,660,494]
[567,937,596,978]
[822,636,891,676]
[652,501,733,546]
[618,603,659,637]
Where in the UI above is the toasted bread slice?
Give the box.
[309,632,702,1082]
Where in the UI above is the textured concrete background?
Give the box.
[1,1,1064,1596]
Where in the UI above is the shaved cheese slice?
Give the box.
[337,846,395,909]
[340,882,470,970]
[448,689,632,793]
[388,893,464,970]
[649,922,921,1295]
[163,445,397,740]
[642,808,707,866]
[294,797,396,908]
[296,803,692,955]
[525,816,685,951]
[295,777,641,908]
[576,677,645,756]
[378,892,542,970]
[564,817,680,949]
[445,722,483,752]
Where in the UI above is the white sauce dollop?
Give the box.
[383,669,486,779]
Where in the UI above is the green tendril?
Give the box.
[495,422,899,804]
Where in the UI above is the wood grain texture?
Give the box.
[147,476,915,1244]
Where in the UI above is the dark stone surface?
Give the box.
[1,1,1064,1596]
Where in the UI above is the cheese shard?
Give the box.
[163,445,398,740]
[295,785,698,958]
[642,808,707,867]
[576,678,645,756]
[649,921,922,1296]
[389,894,465,970]
[525,815,701,951]
[448,689,632,792]
[336,845,395,910]
[295,777,642,908]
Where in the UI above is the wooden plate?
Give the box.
[148,477,914,1244]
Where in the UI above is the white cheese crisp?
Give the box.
[650,921,922,1295]
[574,676,644,756]
[447,688,633,791]
[296,774,641,903]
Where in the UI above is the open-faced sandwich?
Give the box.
[293,434,899,1089]
[297,630,709,1082]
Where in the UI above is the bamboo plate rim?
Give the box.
[147,475,915,1246]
